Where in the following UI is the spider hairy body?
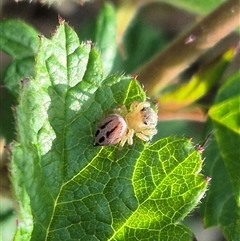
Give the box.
[94,101,158,147]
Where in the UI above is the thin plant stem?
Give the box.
[136,0,240,97]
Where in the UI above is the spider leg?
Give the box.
[114,105,128,116]
[119,135,127,147]
[136,128,158,142]
[136,132,151,142]
[142,128,158,136]
[129,101,139,111]
[127,129,135,145]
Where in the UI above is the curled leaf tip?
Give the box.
[195,144,205,153]
[206,176,212,182]
[58,15,65,23]
[86,40,94,47]
[132,74,138,79]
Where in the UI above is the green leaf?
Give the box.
[210,96,240,133]
[12,20,207,241]
[161,0,225,15]
[4,58,35,97]
[159,47,236,109]
[0,19,39,59]
[209,71,240,189]
[95,3,117,77]
[202,71,240,240]
[0,19,38,97]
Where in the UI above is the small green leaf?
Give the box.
[202,71,240,240]
[11,21,207,241]
[210,96,240,133]
[161,0,225,14]
[0,19,38,97]
[4,58,35,97]
[0,19,39,59]
[160,47,236,109]
[95,3,117,77]
[209,71,240,191]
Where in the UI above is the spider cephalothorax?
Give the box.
[94,101,158,147]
